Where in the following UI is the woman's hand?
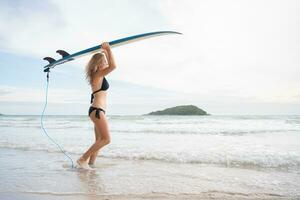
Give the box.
[101,42,111,51]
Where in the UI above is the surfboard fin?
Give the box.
[56,50,70,58]
[43,57,56,64]
[44,67,50,72]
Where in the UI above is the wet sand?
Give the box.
[1,148,299,200]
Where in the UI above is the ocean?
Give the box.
[0,114,300,199]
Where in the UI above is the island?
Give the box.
[146,105,209,116]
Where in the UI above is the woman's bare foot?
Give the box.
[88,163,96,168]
[77,157,94,170]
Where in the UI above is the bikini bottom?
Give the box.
[88,106,106,119]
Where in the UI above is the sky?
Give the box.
[0,0,299,115]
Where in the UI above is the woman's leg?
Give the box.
[88,125,101,165]
[80,111,110,161]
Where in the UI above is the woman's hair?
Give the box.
[85,53,104,85]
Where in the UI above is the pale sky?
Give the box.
[0,0,299,115]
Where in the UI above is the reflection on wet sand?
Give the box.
[76,168,106,196]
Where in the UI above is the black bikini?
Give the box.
[88,77,109,119]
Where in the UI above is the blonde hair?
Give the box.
[85,53,104,85]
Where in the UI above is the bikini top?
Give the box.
[90,77,109,103]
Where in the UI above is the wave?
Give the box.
[112,129,299,135]
[285,119,300,124]
[1,144,299,171]
[1,122,297,135]
[100,152,300,171]
[0,120,90,129]
[1,115,300,135]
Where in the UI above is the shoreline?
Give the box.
[0,191,289,200]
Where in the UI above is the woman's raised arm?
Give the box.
[96,42,117,77]
[101,42,117,68]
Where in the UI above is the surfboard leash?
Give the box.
[40,69,75,168]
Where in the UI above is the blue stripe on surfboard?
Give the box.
[43,31,182,70]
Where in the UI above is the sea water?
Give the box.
[0,114,300,198]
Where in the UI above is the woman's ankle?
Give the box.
[79,156,88,162]
[88,161,94,165]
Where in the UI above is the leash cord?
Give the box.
[40,71,75,168]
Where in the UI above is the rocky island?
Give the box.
[146,105,208,116]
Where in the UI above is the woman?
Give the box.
[77,42,117,170]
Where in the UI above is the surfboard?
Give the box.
[43,31,182,72]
